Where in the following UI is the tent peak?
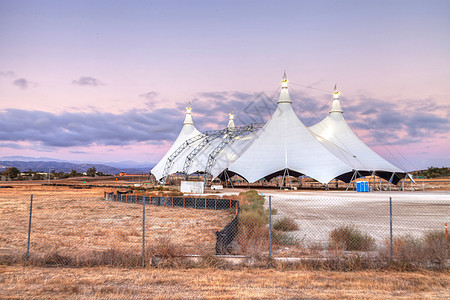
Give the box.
[278,71,292,104]
[183,104,194,125]
[227,110,235,129]
[282,71,288,89]
[329,85,343,113]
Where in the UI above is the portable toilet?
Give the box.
[363,181,369,192]
[356,181,362,192]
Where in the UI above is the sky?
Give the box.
[0,0,449,171]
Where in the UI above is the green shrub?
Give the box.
[239,190,266,218]
[239,209,267,232]
[329,225,376,251]
[273,217,299,231]
[236,190,269,254]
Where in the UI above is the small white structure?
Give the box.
[180,181,204,194]
[211,185,223,190]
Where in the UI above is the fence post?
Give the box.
[26,194,33,260]
[269,195,272,260]
[390,196,393,262]
[142,195,146,268]
[445,223,448,243]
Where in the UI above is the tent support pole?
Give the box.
[402,173,408,191]
[388,172,395,191]
[280,169,286,190]
[346,171,357,191]
[371,171,376,191]
[287,169,293,189]
[225,171,234,189]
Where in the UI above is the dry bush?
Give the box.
[329,225,376,251]
[25,247,142,267]
[380,234,426,270]
[273,216,299,232]
[381,231,449,269]
[266,207,277,215]
[146,237,184,258]
[423,230,449,265]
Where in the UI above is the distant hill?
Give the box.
[0,160,155,175]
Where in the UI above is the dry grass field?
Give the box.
[0,182,234,263]
[0,265,448,299]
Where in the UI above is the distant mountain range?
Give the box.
[0,157,156,175]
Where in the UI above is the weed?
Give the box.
[266,207,277,215]
[423,230,449,265]
[272,231,298,246]
[382,230,449,269]
[273,216,299,231]
[329,225,376,251]
[146,237,184,258]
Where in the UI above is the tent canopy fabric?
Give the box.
[226,76,354,184]
[308,87,405,183]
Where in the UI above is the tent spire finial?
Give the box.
[282,71,288,89]
[333,84,340,100]
[330,84,343,113]
[184,102,194,125]
[227,109,235,129]
[278,71,292,104]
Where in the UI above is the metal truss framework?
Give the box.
[203,123,264,186]
[160,123,264,185]
[160,128,231,185]
[182,135,222,176]
[159,132,205,185]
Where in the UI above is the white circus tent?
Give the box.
[151,73,406,186]
[308,86,406,184]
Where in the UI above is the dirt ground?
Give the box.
[262,190,450,246]
[0,265,448,299]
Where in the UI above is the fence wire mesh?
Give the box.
[0,187,448,268]
[0,191,236,267]
[225,191,449,267]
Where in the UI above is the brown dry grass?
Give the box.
[0,183,233,263]
[0,265,448,299]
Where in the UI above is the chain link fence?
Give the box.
[0,191,236,267]
[224,191,449,268]
[0,188,448,268]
